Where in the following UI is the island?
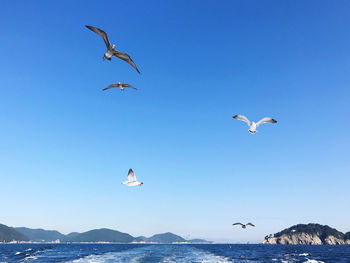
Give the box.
[262,223,350,245]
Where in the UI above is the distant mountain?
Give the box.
[15,227,65,242]
[147,232,186,243]
[262,223,350,245]
[67,228,134,243]
[133,236,148,242]
[65,232,80,239]
[132,233,211,243]
[1,223,210,244]
[0,224,29,242]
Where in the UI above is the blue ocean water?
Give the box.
[0,244,349,263]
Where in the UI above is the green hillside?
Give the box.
[67,228,134,242]
[0,224,29,242]
[15,227,65,242]
[274,223,344,239]
[147,232,186,243]
[344,232,350,240]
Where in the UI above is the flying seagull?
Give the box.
[232,223,255,229]
[122,169,144,187]
[232,115,277,134]
[103,82,137,91]
[85,25,140,74]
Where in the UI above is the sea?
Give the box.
[0,244,349,263]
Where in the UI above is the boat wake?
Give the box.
[68,245,230,263]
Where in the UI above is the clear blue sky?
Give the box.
[0,0,349,243]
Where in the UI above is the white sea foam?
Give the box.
[67,245,231,263]
[304,260,324,263]
[299,253,309,256]
[160,251,230,263]
[15,252,22,255]
[21,255,39,261]
[69,247,150,263]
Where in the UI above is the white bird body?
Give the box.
[122,181,141,186]
[232,115,277,134]
[104,44,116,59]
[122,169,143,187]
[118,82,125,91]
[249,122,257,134]
[104,49,113,59]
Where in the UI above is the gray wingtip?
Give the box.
[272,119,277,123]
[232,115,238,119]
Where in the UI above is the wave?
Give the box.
[21,255,39,261]
[304,260,324,263]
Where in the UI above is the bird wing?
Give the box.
[246,223,255,227]
[256,117,277,127]
[103,84,118,91]
[232,223,243,226]
[127,169,137,183]
[123,84,137,90]
[85,25,111,48]
[113,50,140,74]
[232,115,251,126]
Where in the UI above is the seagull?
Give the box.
[85,25,140,74]
[103,82,137,92]
[122,169,144,186]
[232,115,277,134]
[232,223,255,229]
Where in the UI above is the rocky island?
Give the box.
[262,223,350,245]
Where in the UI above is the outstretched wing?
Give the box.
[256,117,277,127]
[123,84,137,90]
[128,169,136,183]
[246,223,255,227]
[113,50,140,74]
[232,223,243,226]
[103,84,118,91]
[232,115,251,126]
[86,25,111,48]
